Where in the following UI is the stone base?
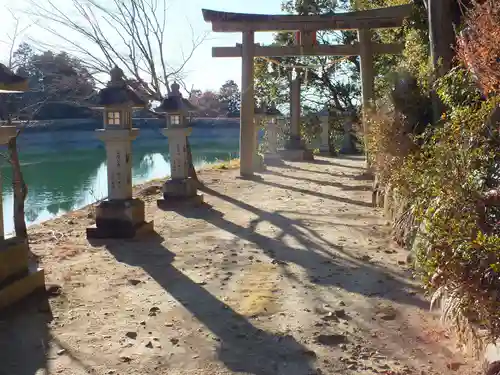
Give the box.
[339,147,359,155]
[252,153,266,172]
[0,237,46,310]
[86,198,153,239]
[86,221,154,239]
[157,194,204,210]
[158,177,203,210]
[162,177,198,198]
[263,153,284,166]
[319,145,330,153]
[0,264,45,311]
[280,148,315,162]
[285,136,306,150]
[0,237,29,283]
[340,135,360,155]
[237,174,263,181]
[316,149,334,157]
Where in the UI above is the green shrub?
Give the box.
[365,0,500,348]
[393,74,500,342]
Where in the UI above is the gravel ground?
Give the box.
[0,156,481,375]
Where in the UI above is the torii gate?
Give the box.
[202,5,412,177]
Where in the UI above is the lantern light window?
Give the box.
[107,111,121,125]
[170,114,181,125]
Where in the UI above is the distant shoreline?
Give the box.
[15,117,241,133]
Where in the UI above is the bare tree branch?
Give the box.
[26,0,207,100]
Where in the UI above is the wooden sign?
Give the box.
[295,31,317,46]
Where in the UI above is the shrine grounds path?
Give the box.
[0,156,481,375]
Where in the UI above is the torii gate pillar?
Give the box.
[240,31,256,178]
[358,28,375,110]
[281,75,314,161]
[358,28,375,165]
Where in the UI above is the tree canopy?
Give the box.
[218,80,241,116]
[254,0,360,115]
[6,43,97,120]
[189,80,241,118]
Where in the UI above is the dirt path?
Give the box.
[0,156,480,375]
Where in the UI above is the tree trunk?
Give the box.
[428,0,456,122]
[186,137,200,185]
[8,135,28,240]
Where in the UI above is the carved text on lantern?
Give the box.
[116,150,122,187]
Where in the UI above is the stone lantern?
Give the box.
[253,103,266,171]
[155,82,203,207]
[0,64,45,310]
[317,106,330,153]
[262,103,284,165]
[340,110,358,154]
[86,66,153,239]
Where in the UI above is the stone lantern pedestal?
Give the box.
[264,103,283,166]
[252,116,266,172]
[281,137,314,162]
[263,118,284,166]
[339,115,358,154]
[318,107,331,154]
[157,127,203,209]
[319,124,330,153]
[258,103,285,167]
[0,126,45,310]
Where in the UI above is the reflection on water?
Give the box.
[1,126,239,235]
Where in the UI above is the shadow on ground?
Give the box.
[176,185,427,310]
[310,157,366,170]
[252,177,373,208]
[91,233,316,375]
[283,164,348,177]
[0,293,52,375]
[264,170,370,192]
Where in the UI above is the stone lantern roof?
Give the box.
[255,102,282,117]
[94,66,146,108]
[264,102,282,117]
[316,106,330,117]
[254,104,265,115]
[155,82,197,113]
[0,63,28,92]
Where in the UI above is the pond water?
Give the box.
[0,124,240,235]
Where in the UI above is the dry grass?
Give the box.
[366,109,415,188]
[210,158,241,170]
[232,263,281,317]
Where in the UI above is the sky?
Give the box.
[0,0,286,93]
